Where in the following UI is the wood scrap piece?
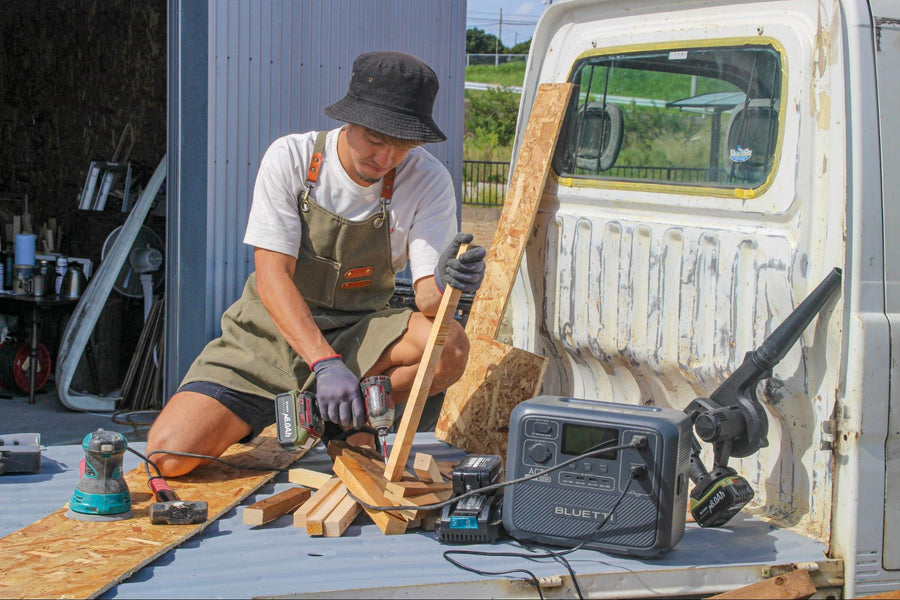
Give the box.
[293,477,343,529]
[435,83,572,457]
[384,487,453,507]
[333,455,407,535]
[384,479,453,498]
[436,461,458,480]
[0,424,306,600]
[323,494,362,537]
[288,468,334,490]
[384,244,469,482]
[709,569,816,599]
[242,486,311,527]
[413,453,444,483]
[305,483,351,536]
[436,339,548,458]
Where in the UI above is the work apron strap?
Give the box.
[300,131,396,212]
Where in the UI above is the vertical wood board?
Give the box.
[384,245,467,481]
[435,83,572,453]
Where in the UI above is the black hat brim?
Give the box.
[325,96,447,143]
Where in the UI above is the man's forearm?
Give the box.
[413,275,443,317]
[255,249,335,366]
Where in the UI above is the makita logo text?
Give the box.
[708,489,726,511]
[554,506,613,522]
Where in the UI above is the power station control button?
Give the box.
[534,422,552,434]
[527,443,552,464]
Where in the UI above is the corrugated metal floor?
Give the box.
[1,433,836,599]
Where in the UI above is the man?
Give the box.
[147,51,485,476]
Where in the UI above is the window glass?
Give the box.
[553,45,782,191]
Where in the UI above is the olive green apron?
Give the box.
[181,132,412,399]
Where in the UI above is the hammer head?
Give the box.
[149,500,208,525]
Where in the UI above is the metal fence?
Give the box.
[462,160,509,207]
[465,53,528,67]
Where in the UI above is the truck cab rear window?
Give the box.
[553,45,782,192]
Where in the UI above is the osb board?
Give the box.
[436,83,571,452]
[0,425,306,600]
[463,83,573,341]
[435,338,547,458]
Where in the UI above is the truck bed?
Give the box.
[0,433,841,598]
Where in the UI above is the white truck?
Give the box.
[506,0,900,597]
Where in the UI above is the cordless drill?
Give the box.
[360,376,395,462]
[66,429,133,521]
[276,377,395,460]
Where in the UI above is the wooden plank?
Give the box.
[323,494,362,537]
[435,83,572,457]
[382,487,454,520]
[288,468,334,490]
[305,483,350,536]
[242,487,311,527]
[0,425,307,600]
[436,461,458,479]
[710,569,816,599]
[384,487,453,507]
[333,455,407,535]
[413,453,444,483]
[384,244,468,481]
[328,442,416,482]
[384,479,453,498]
[458,83,573,342]
[293,477,343,529]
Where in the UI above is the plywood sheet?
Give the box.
[436,338,547,458]
[0,425,307,599]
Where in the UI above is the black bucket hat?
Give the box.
[324,51,447,143]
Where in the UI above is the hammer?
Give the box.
[148,478,208,525]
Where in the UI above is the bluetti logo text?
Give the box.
[555,505,614,523]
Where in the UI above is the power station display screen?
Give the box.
[562,423,619,458]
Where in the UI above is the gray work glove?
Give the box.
[434,232,487,293]
[311,356,364,429]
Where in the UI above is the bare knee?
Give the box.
[146,391,252,478]
[432,320,470,391]
[146,426,209,478]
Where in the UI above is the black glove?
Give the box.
[311,356,364,429]
[434,232,487,293]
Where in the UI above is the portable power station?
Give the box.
[502,396,692,557]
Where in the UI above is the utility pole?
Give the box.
[495,8,502,67]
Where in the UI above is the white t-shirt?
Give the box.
[243,128,457,283]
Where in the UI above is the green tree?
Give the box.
[467,27,506,54]
[509,39,531,55]
[465,88,520,146]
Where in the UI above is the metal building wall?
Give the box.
[167,0,466,396]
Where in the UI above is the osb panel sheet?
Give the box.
[463,83,573,341]
[436,84,570,453]
[436,338,547,458]
[0,426,306,600]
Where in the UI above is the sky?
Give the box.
[466,0,548,49]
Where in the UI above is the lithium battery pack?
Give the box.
[0,433,43,474]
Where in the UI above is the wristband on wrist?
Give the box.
[433,265,445,294]
[310,354,342,370]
